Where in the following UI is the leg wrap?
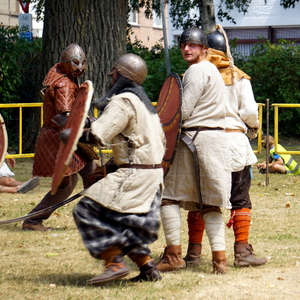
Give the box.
[232,208,251,244]
[187,211,205,244]
[203,211,226,252]
[160,204,181,246]
[128,253,152,268]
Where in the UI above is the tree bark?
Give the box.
[25,0,128,152]
[198,0,216,33]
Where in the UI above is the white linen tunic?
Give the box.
[82,92,165,214]
[163,61,231,210]
[226,78,258,172]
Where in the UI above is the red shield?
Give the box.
[156,73,182,176]
[0,114,8,167]
[51,80,94,195]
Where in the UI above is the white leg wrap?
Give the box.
[160,205,181,246]
[203,211,226,252]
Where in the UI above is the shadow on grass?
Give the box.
[26,272,145,288]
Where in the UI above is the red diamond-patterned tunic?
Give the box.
[32,63,87,177]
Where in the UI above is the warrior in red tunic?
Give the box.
[22,43,97,231]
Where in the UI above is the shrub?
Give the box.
[0,24,42,151]
[235,40,300,137]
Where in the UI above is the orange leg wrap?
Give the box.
[187,211,205,244]
[127,254,152,268]
[100,246,123,263]
[231,208,251,244]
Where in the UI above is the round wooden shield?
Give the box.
[156,73,182,176]
[51,80,94,195]
[0,114,8,167]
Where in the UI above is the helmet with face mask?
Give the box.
[61,43,87,80]
[113,53,147,86]
[179,27,209,48]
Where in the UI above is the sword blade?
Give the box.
[0,191,83,225]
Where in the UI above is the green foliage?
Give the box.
[0,24,42,150]
[127,38,187,102]
[234,40,300,137]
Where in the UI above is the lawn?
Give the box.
[1,147,300,300]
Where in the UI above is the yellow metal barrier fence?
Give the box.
[272,103,300,155]
[0,103,43,159]
[1,101,297,159]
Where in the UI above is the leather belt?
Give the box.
[118,164,162,169]
[182,127,223,131]
[225,129,244,133]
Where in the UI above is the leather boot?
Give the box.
[156,245,186,272]
[234,243,268,267]
[184,243,202,266]
[86,255,130,286]
[130,260,162,282]
[212,251,228,274]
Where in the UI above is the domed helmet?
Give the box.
[207,30,227,53]
[61,43,87,79]
[179,27,209,48]
[113,53,148,85]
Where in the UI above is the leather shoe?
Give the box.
[87,255,130,286]
[22,222,52,232]
[130,260,162,282]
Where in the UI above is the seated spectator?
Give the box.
[257,135,300,174]
[0,157,40,193]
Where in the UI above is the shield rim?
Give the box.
[51,80,94,195]
[156,72,182,176]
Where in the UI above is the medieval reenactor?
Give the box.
[62,53,165,285]
[22,44,98,232]
[156,27,232,274]
[184,25,267,268]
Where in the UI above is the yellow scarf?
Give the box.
[207,48,251,86]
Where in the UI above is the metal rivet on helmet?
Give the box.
[207,31,227,53]
[114,53,148,85]
[179,28,209,48]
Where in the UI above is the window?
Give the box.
[128,10,139,25]
[153,11,162,28]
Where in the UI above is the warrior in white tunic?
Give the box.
[156,28,231,274]
[184,26,267,268]
[70,54,165,285]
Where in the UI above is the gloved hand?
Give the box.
[84,116,98,128]
[60,128,71,144]
[52,112,69,128]
[60,127,101,146]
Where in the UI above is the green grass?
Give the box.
[1,150,300,299]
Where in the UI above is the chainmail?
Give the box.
[93,74,157,114]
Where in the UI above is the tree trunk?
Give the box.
[25,0,129,152]
[198,0,216,33]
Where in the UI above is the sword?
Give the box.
[0,191,83,225]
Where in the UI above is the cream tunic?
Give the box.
[225,78,258,172]
[163,61,232,209]
[82,92,165,214]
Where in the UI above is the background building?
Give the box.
[168,0,300,55]
[1,1,299,55]
[1,0,44,38]
[128,6,168,50]
[0,0,19,26]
